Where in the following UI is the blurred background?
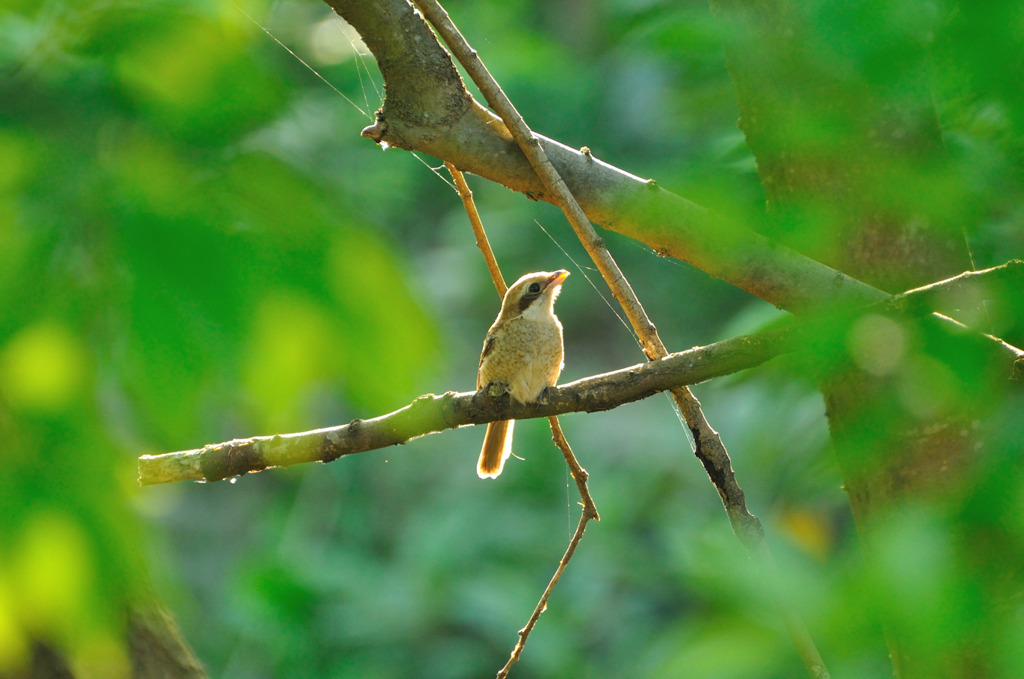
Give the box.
[1,0,1022,677]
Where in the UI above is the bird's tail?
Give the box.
[477,419,514,479]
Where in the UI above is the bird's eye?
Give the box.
[528,283,541,293]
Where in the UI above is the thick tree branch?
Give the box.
[326,0,1021,382]
[707,2,1008,675]
[325,0,884,316]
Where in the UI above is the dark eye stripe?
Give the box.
[518,290,542,313]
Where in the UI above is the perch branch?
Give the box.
[139,260,1022,486]
[139,327,791,485]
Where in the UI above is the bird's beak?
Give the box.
[547,270,569,288]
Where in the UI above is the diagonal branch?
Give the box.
[446,161,507,296]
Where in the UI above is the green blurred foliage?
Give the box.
[1,0,1022,677]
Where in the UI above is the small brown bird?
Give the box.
[477,270,569,478]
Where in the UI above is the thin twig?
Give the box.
[498,515,592,677]
[498,513,589,675]
[445,161,600,677]
[752,541,831,679]
[496,420,598,678]
[548,417,598,522]
[412,1,828,674]
[445,161,507,297]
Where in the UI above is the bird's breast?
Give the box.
[478,317,563,403]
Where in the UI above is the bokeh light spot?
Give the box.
[0,321,88,412]
[847,314,906,376]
